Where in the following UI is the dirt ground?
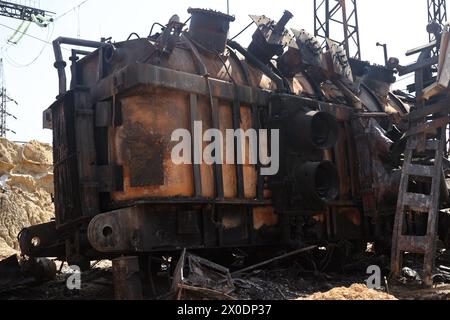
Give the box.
[0,252,449,301]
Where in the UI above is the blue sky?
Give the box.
[0,0,431,143]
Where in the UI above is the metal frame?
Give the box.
[428,0,447,59]
[314,0,361,60]
[0,0,53,22]
[0,86,6,138]
[0,59,17,138]
[428,0,447,31]
[0,0,53,137]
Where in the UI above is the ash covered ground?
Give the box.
[1,249,449,301]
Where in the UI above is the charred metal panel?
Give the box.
[19,222,65,258]
[74,90,99,218]
[87,204,278,254]
[126,125,164,187]
[51,89,99,229]
[51,92,83,227]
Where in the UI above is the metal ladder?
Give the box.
[391,99,450,286]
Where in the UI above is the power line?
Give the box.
[54,0,90,22]
[0,21,69,51]
[0,0,95,70]
[0,21,51,45]
[5,23,54,68]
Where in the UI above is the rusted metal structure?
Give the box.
[314,0,361,59]
[391,21,450,286]
[15,7,450,297]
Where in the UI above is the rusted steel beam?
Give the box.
[404,164,435,178]
[397,236,427,254]
[91,63,353,117]
[112,256,143,300]
[92,63,270,106]
[403,193,432,212]
[189,94,203,198]
[353,112,390,118]
[398,56,439,76]
[407,139,439,151]
[406,41,437,56]
[211,98,224,199]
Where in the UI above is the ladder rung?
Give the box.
[405,164,435,178]
[407,140,440,151]
[406,116,450,137]
[403,193,432,212]
[409,100,449,121]
[398,236,427,254]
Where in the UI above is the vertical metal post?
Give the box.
[0,87,5,138]
[340,0,351,59]
[377,43,389,66]
[112,256,143,300]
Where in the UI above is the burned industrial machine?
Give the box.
[17,8,449,289]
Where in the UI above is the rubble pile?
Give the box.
[302,284,397,300]
[0,138,54,260]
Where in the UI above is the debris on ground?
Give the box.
[402,267,421,282]
[0,260,114,300]
[173,250,236,300]
[1,251,450,300]
[301,284,397,300]
[0,254,57,294]
[0,138,54,260]
[231,246,317,277]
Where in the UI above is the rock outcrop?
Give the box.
[0,138,54,260]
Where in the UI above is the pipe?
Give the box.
[112,256,143,300]
[227,40,286,92]
[288,110,339,150]
[376,42,388,67]
[296,161,340,206]
[274,10,293,34]
[104,44,125,65]
[53,37,106,95]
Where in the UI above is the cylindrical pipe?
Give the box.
[227,40,286,91]
[53,37,106,95]
[274,10,293,34]
[288,110,339,150]
[112,256,143,300]
[295,161,340,206]
[104,44,125,65]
